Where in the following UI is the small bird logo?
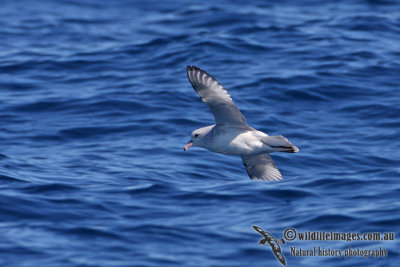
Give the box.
[253,225,287,266]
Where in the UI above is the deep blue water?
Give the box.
[1,0,400,266]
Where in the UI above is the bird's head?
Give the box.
[183,126,214,151]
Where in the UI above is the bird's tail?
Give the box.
[263,135,299,153]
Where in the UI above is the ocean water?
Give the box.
[1,0,399,266]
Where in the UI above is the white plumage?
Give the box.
[184,66,299,181]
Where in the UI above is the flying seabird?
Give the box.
[183,66,298,181]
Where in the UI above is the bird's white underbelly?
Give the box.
[207,130,269,155]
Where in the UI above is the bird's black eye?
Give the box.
[194,134,199,138]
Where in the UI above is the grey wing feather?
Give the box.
[187,66,247,126]
[241,153,283,181]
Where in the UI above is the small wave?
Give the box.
[20,183,79,194]
[0,174,26,183]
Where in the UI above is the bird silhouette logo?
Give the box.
[253,225,287,266]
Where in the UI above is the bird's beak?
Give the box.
[183,141,193,151]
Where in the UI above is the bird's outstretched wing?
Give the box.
[187,65,247,126]
[241,154,283,181]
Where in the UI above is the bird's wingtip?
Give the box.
[187,65,202,71]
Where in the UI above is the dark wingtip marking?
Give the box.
[186,65,191,78]
[186,65,216,81]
